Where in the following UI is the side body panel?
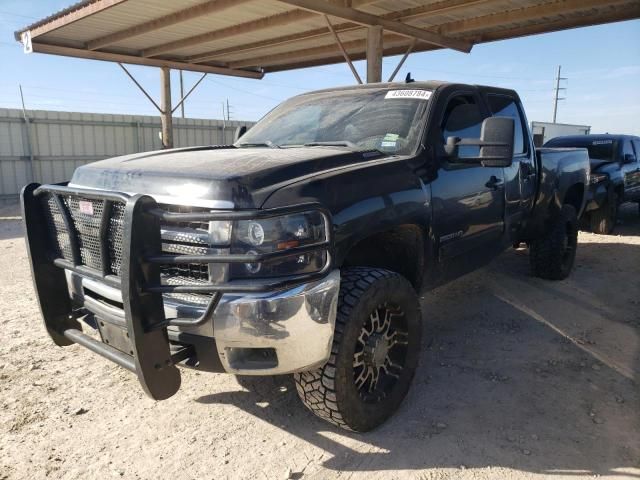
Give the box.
[261,154,432,275]
[519,147,589,240]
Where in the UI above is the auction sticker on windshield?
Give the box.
[385,90,432,100]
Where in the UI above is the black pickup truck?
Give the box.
[22,81,589,432]
[544,134,640,233]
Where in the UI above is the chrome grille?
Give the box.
[41,195,227,305]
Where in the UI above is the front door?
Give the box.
[430,92,506,260]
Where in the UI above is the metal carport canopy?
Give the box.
[14,0,640,147]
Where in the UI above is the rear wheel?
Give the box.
[294,267,421,432]
[529,204,578,280]
[590,191,618,234]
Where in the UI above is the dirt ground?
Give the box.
[0,201,638,480]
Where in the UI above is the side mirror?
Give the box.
[445,117,515,167]
[234,125,247,142]
[623,153,637,164]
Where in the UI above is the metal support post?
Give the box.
[366,26,383,84]
[179,70,185,118]
[160,67,173,149]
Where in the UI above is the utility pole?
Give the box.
[179,70,185,118]
[19,84,35,182]
[552,65,567,123]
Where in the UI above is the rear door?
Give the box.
[621,138,640,200]
[486,94,536,224]
[429,90,506,260]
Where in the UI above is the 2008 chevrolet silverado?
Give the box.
[22,81,589,431]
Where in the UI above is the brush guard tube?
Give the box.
[21,182,333,400]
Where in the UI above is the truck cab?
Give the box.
[21,81,589,431]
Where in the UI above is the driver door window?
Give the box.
[441,96,484,158]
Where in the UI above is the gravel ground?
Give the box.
[0,201,638,480]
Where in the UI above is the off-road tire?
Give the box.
[530,204,578,280]
[589,191,618,234]
[294,267,421,432]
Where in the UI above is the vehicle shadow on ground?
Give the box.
[196,206,639,477]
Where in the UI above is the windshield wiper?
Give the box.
[303,141,358,149]
[303,141,387,157]
[236,141,281,149]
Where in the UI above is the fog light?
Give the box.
[245,250,261,274]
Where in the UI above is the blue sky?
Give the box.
[1,1,639,134]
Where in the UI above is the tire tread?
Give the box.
[294,267,399,430]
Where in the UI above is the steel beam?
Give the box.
[86,0,250,50]
[324,15,362,84]
[27,42,264,79]
[228,33,411,69]
[142,10,314,57]
[440,0,634,34]
[13,0,127,41]
[276,0,472,52]
[188,0,494,64]
[387,39,415,82]
[118,63,163,113]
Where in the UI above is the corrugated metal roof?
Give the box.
[14,0,640,78]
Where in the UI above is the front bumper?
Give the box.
[66,269,340,375]
[21,182,336,400]
[585,181,609,213]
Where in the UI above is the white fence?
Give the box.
[0,108,254,202]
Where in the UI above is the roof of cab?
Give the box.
[549,134,639,143]
[293,80,518,98]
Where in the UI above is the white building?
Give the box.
[531,121,591,147]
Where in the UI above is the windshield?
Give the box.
[236,88,432,155]
[545,137,617,162]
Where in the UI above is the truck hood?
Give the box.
[590,158,618,172]
[70,146,382,208]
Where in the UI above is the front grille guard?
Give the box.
[21,183,333,400]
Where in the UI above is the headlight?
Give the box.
[590,172,608,185]
[229,210,329,279]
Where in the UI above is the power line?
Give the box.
[0,10,38,19]
[206,77,283,102]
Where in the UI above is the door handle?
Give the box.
[485,175,504,190]
[521,162,534,176]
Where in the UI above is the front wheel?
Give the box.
[294,267,422,432]
[529,204,578,280]
[589,191,618,234]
